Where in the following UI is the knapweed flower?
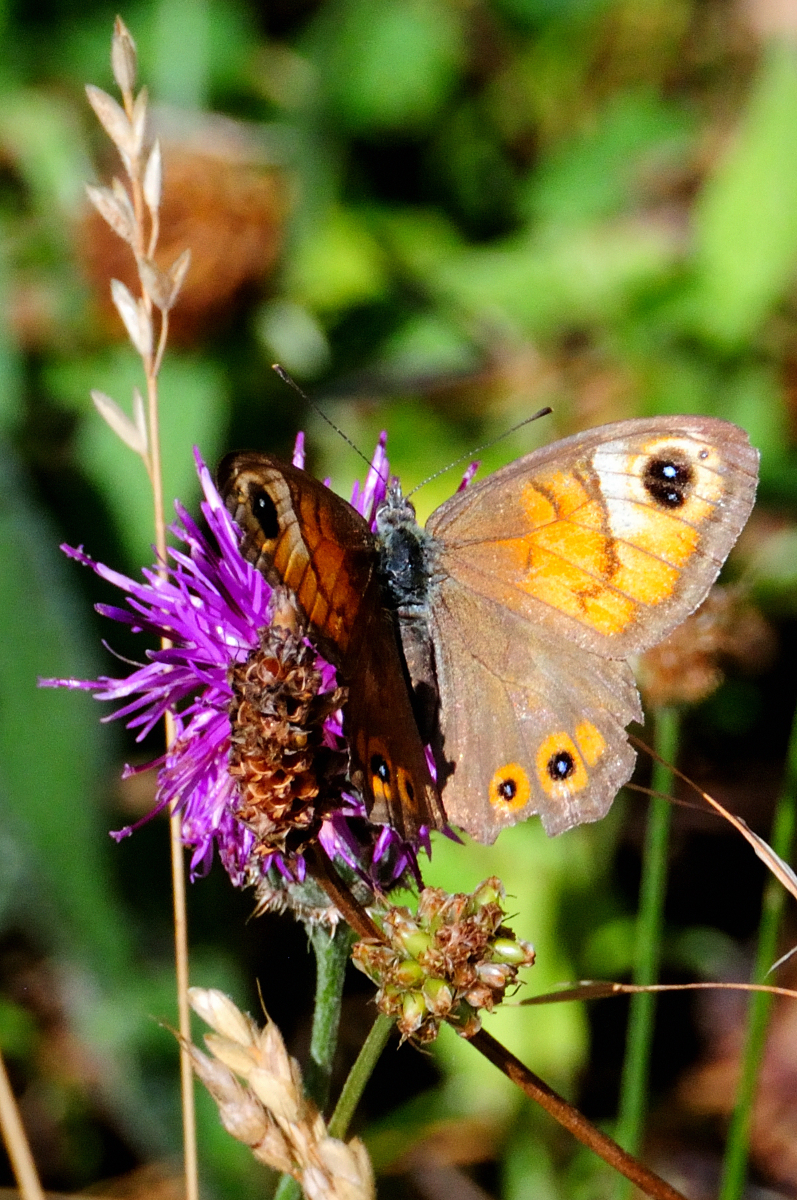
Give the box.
[352,877,535,1043]
[42,437,426,898]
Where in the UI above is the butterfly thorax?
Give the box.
[374,483,445,757]
[374,483,439,615]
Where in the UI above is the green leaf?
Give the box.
[286,207,389,314]
[0,439,131,980]
[693,41,797,347]
[432,221,679,338]
[523,89,693,226]
[313,0,463,132]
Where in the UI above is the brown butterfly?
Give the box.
[218,416,758,844]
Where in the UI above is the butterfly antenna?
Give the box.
[407,405,553,498]
[272,364,382,478]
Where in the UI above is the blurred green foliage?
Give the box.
[1,0,796,1197]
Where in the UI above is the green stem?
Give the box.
[273,922,354,1200]
[718,703,797,1200]
[329,1012,394,1141]
[615,707,680,1190]
[272,1174,301,1200]
[305,922,355,1112]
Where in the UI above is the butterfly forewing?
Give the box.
[418,416,758,840]
[427,416,759,658]
[218,451,444,839]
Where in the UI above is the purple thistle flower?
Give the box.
[42,437,425,894]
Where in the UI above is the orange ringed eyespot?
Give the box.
[536,732,589,797]
[396,767,416,807]
[489,763,531,812]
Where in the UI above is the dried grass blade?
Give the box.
[85,85,132,154]
[91,389,147,455]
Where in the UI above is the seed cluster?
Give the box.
[638,585,772,709]
[352,878,535,1043]
[229,622,348,855]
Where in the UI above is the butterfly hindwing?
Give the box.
[428,579,640,840]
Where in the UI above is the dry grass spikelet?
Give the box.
[82,133,285,344]
[187,988,375,1199]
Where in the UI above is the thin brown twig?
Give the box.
[306,850,688,1198]
[520,979,797,1005]
[469,1030,688,1200]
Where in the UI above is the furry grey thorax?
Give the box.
[374,483,443,753]
[374,483,439,615]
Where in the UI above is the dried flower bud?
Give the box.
[353,877,535,1043]
[639,586,773,709]
[111,17,137,96]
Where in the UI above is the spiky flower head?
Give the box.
[352,877,535,1043]
[42,436,426,900]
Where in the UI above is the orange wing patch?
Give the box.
[490,439,729,638]
[509,470,640,636]
[574,720,607,766]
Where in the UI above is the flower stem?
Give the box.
[305,922,356,1112]
[328,1013,394,1141]
[718,701,797,1200]
[0,1049,45,1200]
[272,922,358,1200]
[615,706,679,1192]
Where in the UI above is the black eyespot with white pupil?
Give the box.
[252,488,280,539]
[547,750,576,781]
[371,754,390,784]
[498,777,517,800]
[642,454,694,509]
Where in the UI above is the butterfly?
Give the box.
[217,416,759,845]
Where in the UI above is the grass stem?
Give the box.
[615,706,679,1192]
[329,1013,394,1141]
[718,701,797,1199]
